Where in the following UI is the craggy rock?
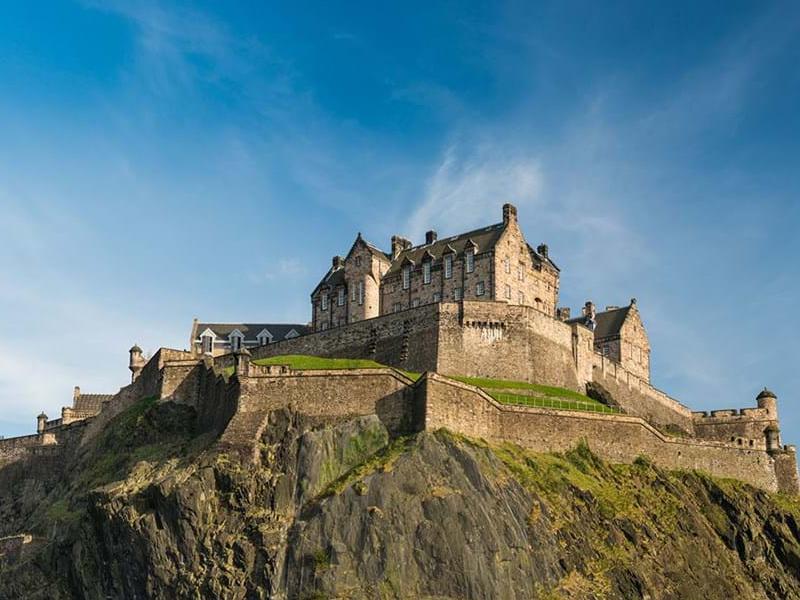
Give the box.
[1,398,800,599]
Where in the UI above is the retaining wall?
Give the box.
[420,373,796,494]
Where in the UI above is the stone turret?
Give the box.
[765,423,782,452]
[36,412,48,434]
[129,344,146,383]
[756,388,777,417]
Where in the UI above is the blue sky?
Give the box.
[1,1,799,442]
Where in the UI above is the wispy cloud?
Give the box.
[248,258,308,284]
[405,143,543,240]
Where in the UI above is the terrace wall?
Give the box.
[420,373,796,494]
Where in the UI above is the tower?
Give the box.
[129,344,146,383]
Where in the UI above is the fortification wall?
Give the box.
[421,373,795,494]
[250,304,441,373]
[216,367,417,462]
[436,302,593,391]
[691,408,776,448]
[0,434,42,467]
[592,354,694,434]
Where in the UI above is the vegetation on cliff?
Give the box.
[1,395,799,599]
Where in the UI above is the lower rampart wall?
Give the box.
[592,354,694,434]
[421,373,797,494]
[216,369,418,462]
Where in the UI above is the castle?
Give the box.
[0,204,797,499]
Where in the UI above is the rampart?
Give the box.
[419,372,799,494]
[248,301,593,392]
[592,353,694,434]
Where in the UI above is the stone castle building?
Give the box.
[311,204,559,330]
[0,203,797,498]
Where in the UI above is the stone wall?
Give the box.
[251,303,441,374]
[420,373,796,494]
[436,302,593,391]
[215,366,418,462]
[592,354,693,434]
[692,408,776,449]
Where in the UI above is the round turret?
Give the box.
[756,387,777,415]
[129,344,146,383]
[37,412,48,434]
[765,423,781,452]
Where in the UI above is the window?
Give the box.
[465,250,475,273]
[257,332,272,346]
[505,284,511,300]
[423,261,431,284]
[351,287,356,302]
[357,281,364,305]
[412,298,420,308]
[518,291,525,305]
[321,293,328,311]
[402,265,411,290]
[504,258,510,274]
[337,288,345,306]
[230,334,243,352]
[454,287,462,301]
[476,281,485,296]
[433,292,441,302]
[201,335,214,354]
[517,266,524,281]
[355,256,362,267]
[444,254,453,279]
[321,322,329,331]
[393,302,402,313]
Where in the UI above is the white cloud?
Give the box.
[248,258,308,283]
[405,143,543,241]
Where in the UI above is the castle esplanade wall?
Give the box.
[420,373,798,494]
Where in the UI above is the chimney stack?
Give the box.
[425,230,438,245]
[536,243,549,258]
[391,235,412,260]
[502,203,518,225]
[332,255,343,269]
[556,307,571,321]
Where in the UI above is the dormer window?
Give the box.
[257,329,273,346]
[229,330,244,352]
[444,254,453,279]
[402,265,411,290]
[465,249,475,273]
[285,329,300,340]
[201,335,214,354]
[423,261,431,284]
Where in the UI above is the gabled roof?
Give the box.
[346,233,391,263]
[385,223,507,276]
[567,306,631,339]
[311,266,346,296]
[195,323,311,343]
[74,394,114,412]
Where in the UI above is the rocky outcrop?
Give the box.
[1,396,799,599]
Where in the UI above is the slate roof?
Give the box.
[567,306,631,339]
[195,323,310,342]
[312,266,346,295]
[385,223,508,276]
[74,394,113,412]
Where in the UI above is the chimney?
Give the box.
[536,243,549,258]
[556,307,571,321]
[332,255,343,269]
[605,305,619,312]
[73,386,81,401]
[425,230,438,245]
[502,203,518,225]
[391,236,412,260]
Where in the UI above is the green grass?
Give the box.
[489,391,618,414]
[449,375,593,402]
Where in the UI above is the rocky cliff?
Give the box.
[1,396,799,599]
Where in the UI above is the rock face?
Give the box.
[1,397,800,599]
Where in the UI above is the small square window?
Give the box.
[505,284,511,300]
[454,287,462,301]
[476,281,485,296]
[433,292,441,302]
